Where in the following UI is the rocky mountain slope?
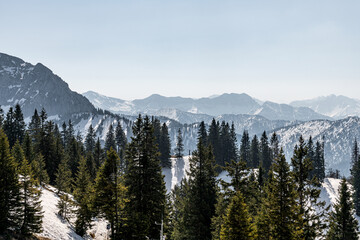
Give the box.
[83,91,329,121]
[0,53,95,117]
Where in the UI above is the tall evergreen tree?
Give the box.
[208,119,221,165]
[175,128,184,159]
[3,107,15,147]
[314,140,326,183]
[250,135,260,168]
[115,121,127,160]
[28,109,41,143]
[74,157,93,236]
[291,136,327,239]
[22,132,34,163]
[175,132,217,240]
[124,115,167,239]
[0,129,21,233]
[351,139,360,216]
[220,192,255,240]
[11,140,26,168]
[18,157,43,236]
[55,155,73,220]
[159,123,171,168]
[260,131,271,175]
[94,137,104,169]
[0,106,3,128]
[270,132,280,160]
[13,104,26,144]
[95,148,127,239]
[258,149,302,240]
[326,178,359,240]
[240,130,251,167]
[85,124,96,153]
[31,153,49,186]
[198,121,208,146]
[105,124,116,152]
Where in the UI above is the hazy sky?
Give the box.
[1,0,359,103]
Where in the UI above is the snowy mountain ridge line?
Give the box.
[83,91,330,121]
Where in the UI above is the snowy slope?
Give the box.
[37,185,108,240]
[291,95,360,119]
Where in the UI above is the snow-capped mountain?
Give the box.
[275,116,360,176]
[0,53,95,117]
[83,91,329,121]
[290,95,360,119]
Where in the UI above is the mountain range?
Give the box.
[1,52,359,176]
[83,91,331,122]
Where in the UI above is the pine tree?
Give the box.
[28,109,41,143]
[105,124,116,151]
[31,153,49,186]
[291,136,327,239]
[175,128,184,159]
[22,132,34,163]
[124,115,167,239]
[220,192,255,240]
[261,149,302,240]
[67,136,81,177]
[175,133,217,240]
[94,148,127,239]
[314,140,326,183]
[0,129,21,233]
[13,104,26,144]
[18,157,43,235]
[326,178,359,240]
[74,157,93,236]
[0,106,4,129]
[270,132,279,160]
[240,130,251,167]
[94,137,104,169]
[55,155,73,220]
[115,121,127,160]
[160,123,171,168]
[260,131,271,177]
[307,136,316,180]
[198,121,208,146]
[3,107,16,147]
[351,138,360,216]
[250,135,260,168]
[11,140,26,168]
[208,119,221,165]
[85,124,96,153]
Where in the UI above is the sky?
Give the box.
[1,0,359,103]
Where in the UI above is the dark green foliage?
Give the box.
[0,106,4,128]
[124,115,167,239]
[12,140,26,168]
[175,128,184,159]
[174,137,217,240]
[351,139,360,216]
[18,157,43,235]
[260,131,271,177]
[159,123,171,168]
[31,153,49,186]
[327,178,359,240]
[240,130,251,167]
[0,129,21,233]
[105,124,116,152]
[313,140,326,183]
[22,132,34,163]
[67,136,81,178]
[250,135,260,168]
[208,119,221,165]
[259,149,302,240]
[291,136,327,239]
[55,155,73,220]
[74,157,93,236]
[85,124,96,153]
[4,105,26,148]
[94,137,104,169]
[115,121,127,165]
[95,148,127,239]
[198,121,208,146]
[270,132,279,160]
[220,192,255,240]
